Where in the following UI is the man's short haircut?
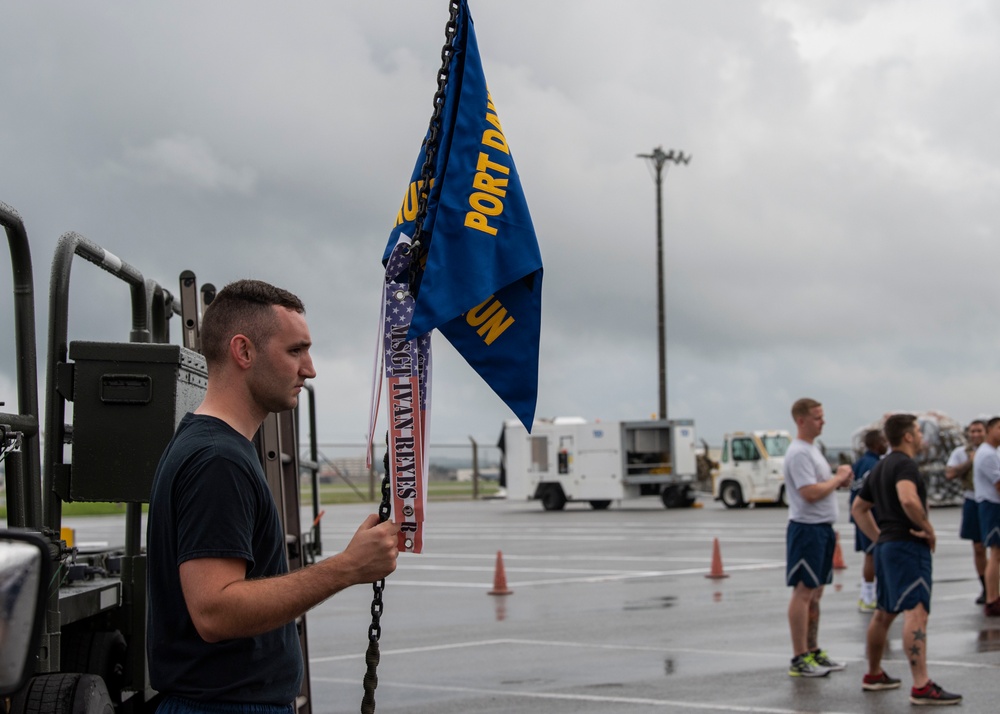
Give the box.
[987,417,1000,431]
[970,419,988,430]
[863,429,884,451]
[200,279,305,366]
[791,398,821,421]
[884,413,918,447]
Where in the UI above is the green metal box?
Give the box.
[68,341,207,503]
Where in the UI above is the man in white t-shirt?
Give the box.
[945,419,987,604]
[973,417,1000,616]
[783,398,853,677]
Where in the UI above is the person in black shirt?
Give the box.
[851,413,961,706]
[147,280,400,712]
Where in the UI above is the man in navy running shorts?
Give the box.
[850,429,887,612]
[853,413,961,705]
[783,398,853,678]
[945,420,987,604]
[973,416,1000,616]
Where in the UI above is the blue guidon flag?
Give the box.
[369,0,543,553]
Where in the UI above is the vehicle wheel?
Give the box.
[11,673,114,714]
[719,481,745,509]
[777,486,789,508]
[540,485,567,511]
[61,630,127,702]
[589,500,611,510]
[661,485,691,509]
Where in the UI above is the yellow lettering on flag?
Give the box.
[465,92,516,236]
[395,178,435,227]
[465,295,515,345]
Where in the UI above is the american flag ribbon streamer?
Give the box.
[373,235,430,553]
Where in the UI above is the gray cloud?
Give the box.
[3,1,1000,451]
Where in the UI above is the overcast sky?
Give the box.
[3,0,1000,451]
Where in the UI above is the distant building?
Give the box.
[316,457,371,484]
[454,467,499,482]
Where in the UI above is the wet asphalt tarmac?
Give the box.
[70,492,999,713]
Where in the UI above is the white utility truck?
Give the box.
[502,417,699,510]
[712,430,792,508]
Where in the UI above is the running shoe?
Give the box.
[862,670,901,691]
[976,591,986,605]
[788,653,831,678]
[909,680,962,705]
[858,599,877,614]
[811,649,846,671]
[985,599,1000,617]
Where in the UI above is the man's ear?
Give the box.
[229,334,254,370]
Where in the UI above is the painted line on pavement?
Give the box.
[312,675,858,713]
[311,637,1000,672]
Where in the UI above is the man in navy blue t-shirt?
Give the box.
[852,413,961,705]
[147,280,400,712]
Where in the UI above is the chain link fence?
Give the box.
[307,440,503,502]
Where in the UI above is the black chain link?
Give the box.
[362,5,461,712]
[407,0,461,297]
[360,457,391,714]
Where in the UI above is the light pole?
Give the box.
[637,146,690,421]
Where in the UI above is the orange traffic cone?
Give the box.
[488,550,513,595]
[705,537,729,579]
[833,532,847,570]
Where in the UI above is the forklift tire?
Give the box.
[661,485,694,509]
[61,630,127,703]
[589,500,612,510]
[719,481,746,509]
[12,673,114,714]
[540,485,567,511]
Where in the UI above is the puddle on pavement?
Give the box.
[623,595,677,611]
[708,588,770,603]
[977,627,1000,652]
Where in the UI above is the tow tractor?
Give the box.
[1,201,321,713]
[712,430,792,508]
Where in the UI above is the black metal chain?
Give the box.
[362,6,461,712]
[407,0,461,296]
[360,450,392,714]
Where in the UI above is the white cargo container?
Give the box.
[501,417,699,510]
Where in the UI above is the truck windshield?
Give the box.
[760,434,790,457]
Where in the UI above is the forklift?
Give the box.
[1,200,322,713]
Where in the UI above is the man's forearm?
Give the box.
[798,479,838,503]
[855,511,879,543]
[180,513,399,643]
[945,460,972,480]
[193,553,367,642]
[900,498,931,533]
[850,498,879,542]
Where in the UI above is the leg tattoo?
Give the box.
[807,604,820,650]
[909,628,926,666]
